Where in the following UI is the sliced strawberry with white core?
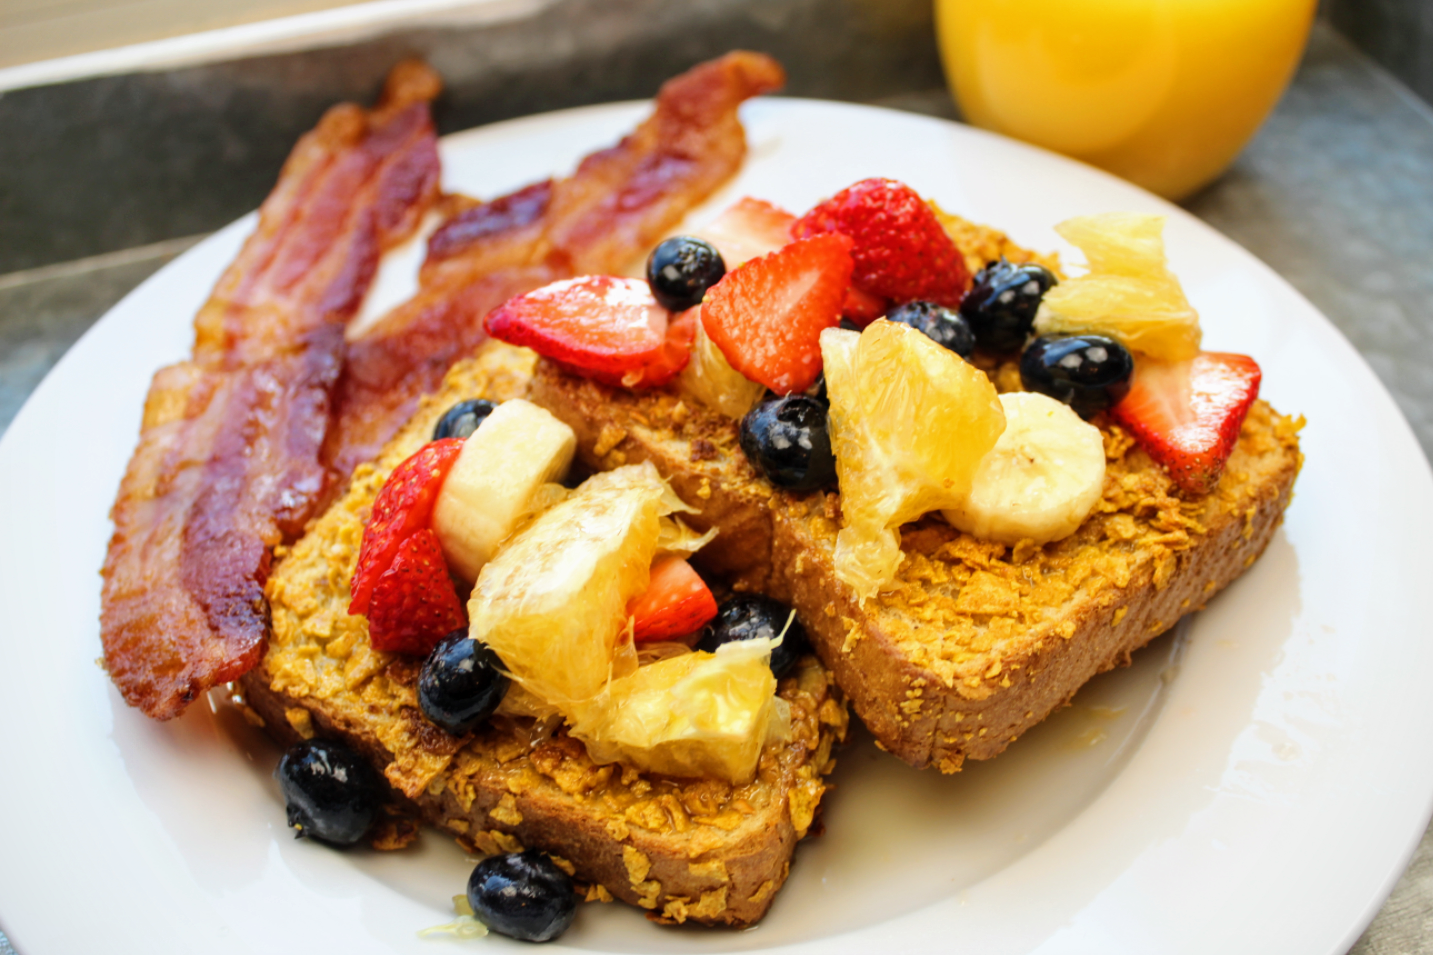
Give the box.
[629,555,719,644]
[485,275,670,378]
[1111,351,1262,496]
[701,232,854,394]
[695,197,797,268]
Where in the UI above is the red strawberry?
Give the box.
[1111,352,1262,496]
[366,528,466,655]
[349,439,464,616]
[485,276,673,383]
[561,304,697,389]
[701,233,854,394]
[629,556,719,644]
[843,285,888,327]
[619,307,698,389]
[697,197,797,267]
[793,178,970,308]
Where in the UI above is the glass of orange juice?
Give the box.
[935,0,1316,200]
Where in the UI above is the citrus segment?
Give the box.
[566,638,790,784]
[468,463,676,706]
[821,320,1005,599]
[1034,213,1200,361]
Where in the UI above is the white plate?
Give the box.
[2,97,1430,955]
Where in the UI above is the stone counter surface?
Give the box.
[2,17,1432,955]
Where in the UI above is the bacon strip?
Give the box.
[102,63,443,719]
[323,51,786,478]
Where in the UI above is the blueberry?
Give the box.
[433,399,498,440]
[1019,334,1134,418]
[959,260,1058,353]
[739,396,836,493]
[419,631,510,735]
[275,739,382,846]
[886,301,975,358]
[646,236,726,312]
[697,594,808,679]
[467,850,576,942]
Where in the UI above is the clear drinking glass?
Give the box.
[935,0,1317,200]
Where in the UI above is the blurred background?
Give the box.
[0,1,1430,950]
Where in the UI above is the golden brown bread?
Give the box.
[764,400,1301,771]
[241,340,848,926]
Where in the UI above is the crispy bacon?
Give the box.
[322,51,785,478]
[101,63,443,719]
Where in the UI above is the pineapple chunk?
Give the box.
[469,463,682,706]
[566,638,790,784]
[1034,213,1200,361]
[822,321,1006,600]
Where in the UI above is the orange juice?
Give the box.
[936,0,1316,200]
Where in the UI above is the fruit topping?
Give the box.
[697,594,808,679]
[701,233,854,394]
[469,463,688,706]
[820,320,1005,599]
[886,300,976,358]
[1111,351,1262,495]
[793,177,971,308]
[484,276,683,388]
[739,395,837,492]
[566,637,790,783]
[418,630,511,736]
[432,399,497,440]
[628,555,719,643]
[349,438,464,617]
[646,235,726,311]
[942,392,1106,545]
[431,399,576,582]
[1034,213,1201,361]
[843,285,889,327]
[1019,334,1134,418]
[959,259,1058,353]
[693,196,796,267]
[623,304,697,390]
[366,528,467,655]
[466,851,576,943]
[275,739,383,846]
[675,309,767,419]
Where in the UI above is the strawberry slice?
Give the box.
[1111,352,1262,496]
[843,285,888,327]
[349,438,464,616]
[629,556,719,644]
[366,528,466,655]
[614,307,698,389]
[560,304,698,389]
[793,178,970,308]
[701,233,854,394]
[485,276,672,383]
[697,197,798,267]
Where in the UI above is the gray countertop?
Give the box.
[2,18,1432,955]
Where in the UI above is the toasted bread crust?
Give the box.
[249,340,848,926]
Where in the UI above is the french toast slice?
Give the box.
[525,213,1303,773]
[239,340,848,926]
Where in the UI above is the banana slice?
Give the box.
[942,392,1105,545]
[432,399,576,581]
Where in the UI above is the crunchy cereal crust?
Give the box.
[247,340,848,926]
[766,401,1301,771]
